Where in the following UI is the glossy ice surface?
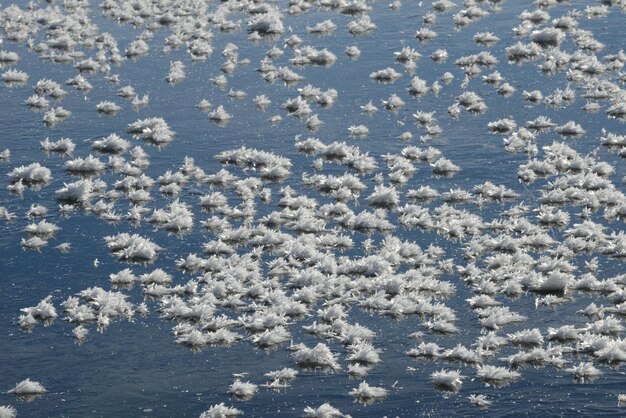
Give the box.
[1,0,626,416]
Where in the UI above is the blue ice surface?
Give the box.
[1,0,625,416]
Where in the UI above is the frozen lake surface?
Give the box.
[1,0,626,416]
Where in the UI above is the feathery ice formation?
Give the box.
[1,0,626,416]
